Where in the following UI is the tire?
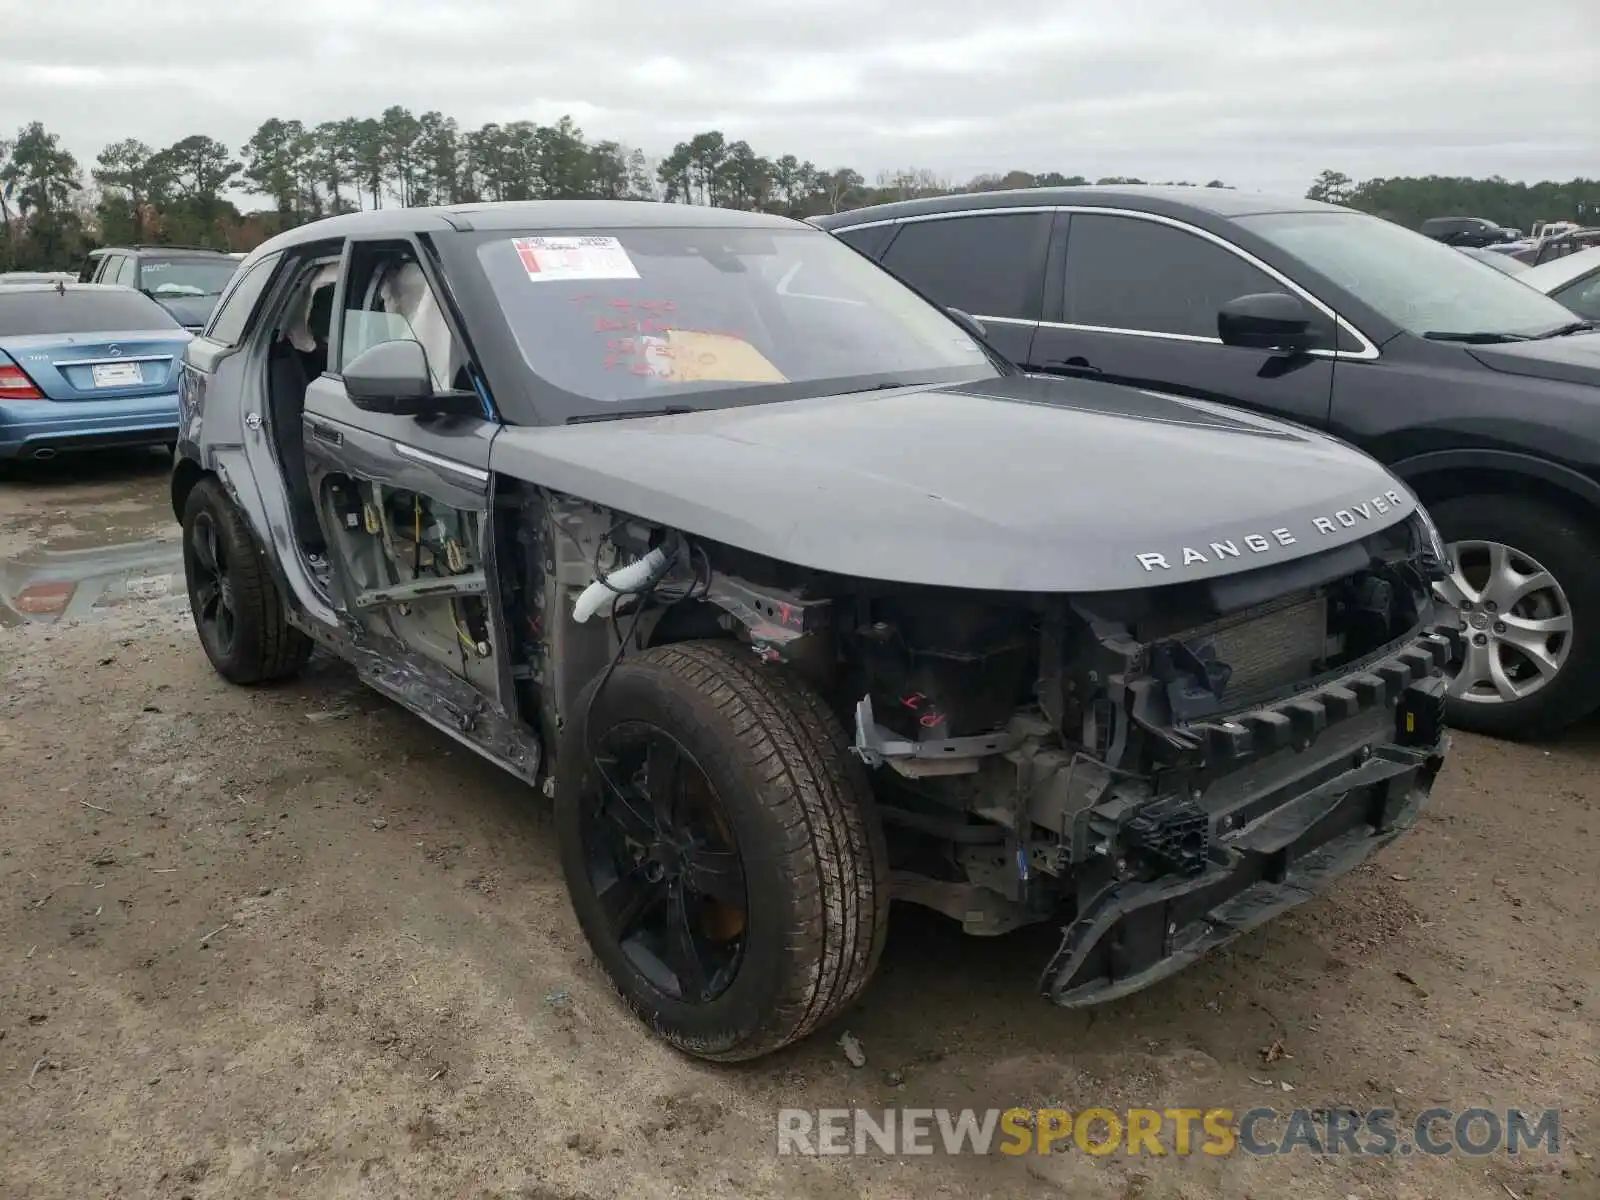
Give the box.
[1430,492,1600,739]
[556,640,889,1062]
[181,476,313,685]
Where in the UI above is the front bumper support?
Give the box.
[1041,732,1445,1007]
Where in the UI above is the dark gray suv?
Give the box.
[1419,216,1515,247]
[170,200,1454,1061]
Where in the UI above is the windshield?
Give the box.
[1237,211,1578,339]
[139,257,239,298]
[473,225,995,419]
[0,288,181,336]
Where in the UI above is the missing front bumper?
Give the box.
[1040,732,1445,1007]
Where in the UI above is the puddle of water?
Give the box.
[0,453,186,627]
[0,535,184,627]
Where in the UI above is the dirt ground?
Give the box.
[1,452,1596,1200]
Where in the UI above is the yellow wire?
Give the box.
[452,602,480,653]
[414,493,482,656]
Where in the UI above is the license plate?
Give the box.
[91,362,143,388]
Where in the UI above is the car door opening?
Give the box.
[267,262,337,554]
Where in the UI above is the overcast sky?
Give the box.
[4,0,1596,199]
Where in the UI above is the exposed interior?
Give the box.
[258,244,500,695]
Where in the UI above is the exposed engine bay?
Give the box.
[465,483,1457,1007]
[305,471,1454,1007]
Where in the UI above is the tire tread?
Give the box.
[570,639,888,1061]
[184,478,312,684]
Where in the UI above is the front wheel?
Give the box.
[556,640,889,1062]
[1430,493,1600,739]
[181,477,312,684]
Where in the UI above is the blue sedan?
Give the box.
[0,283,192,461]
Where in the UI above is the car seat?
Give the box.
[378,261,465,390]
[304,284,334,378]
[270,270,338,552]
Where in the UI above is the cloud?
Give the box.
[2,0,1594,197]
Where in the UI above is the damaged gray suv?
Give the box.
[171,201,1455,1061]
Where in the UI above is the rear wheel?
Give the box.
[556,640,889,1062]
[1430,493,1600,738]
[181,477,312,684]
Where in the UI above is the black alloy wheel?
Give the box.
[188,509,237,659]
[581,724,748,1004]
[556,640,889,1062]
[181,477,312,684]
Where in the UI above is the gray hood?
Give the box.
[490,374,1419,593]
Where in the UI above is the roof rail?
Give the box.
[107,243,233,254]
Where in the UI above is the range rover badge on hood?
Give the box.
[1135,489,1409,572]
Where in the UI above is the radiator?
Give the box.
[1156,590,1329,707]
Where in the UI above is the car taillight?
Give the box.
[0,363,44,399]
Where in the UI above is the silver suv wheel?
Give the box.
[1434,539,1573,705]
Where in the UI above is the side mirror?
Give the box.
[1218,292,1315,353]
[343,338,480,418]
[947,307,987,340]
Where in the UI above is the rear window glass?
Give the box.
[0,289,182,336]
[139,257,239,298]
[473,226,991,420]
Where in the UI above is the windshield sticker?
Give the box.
[663,330,786,383]
[600,330,787,383]
[513,236,639,283]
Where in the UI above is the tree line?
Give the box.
[1305,169,1599,236]
[1,110,1595,271]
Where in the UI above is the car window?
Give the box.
[1238,210,1580,339]
[0,288,181,336]
[472,225,994,421]
[93,255,122,283]
[114,257,139,288]
[339,242,468,391]
[139,257,238,299]
[1063,214,1334,346]
[205,254,280,346]
[878,213,1051,321]
[1553,273,1600,321]
[831,224,894,260]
